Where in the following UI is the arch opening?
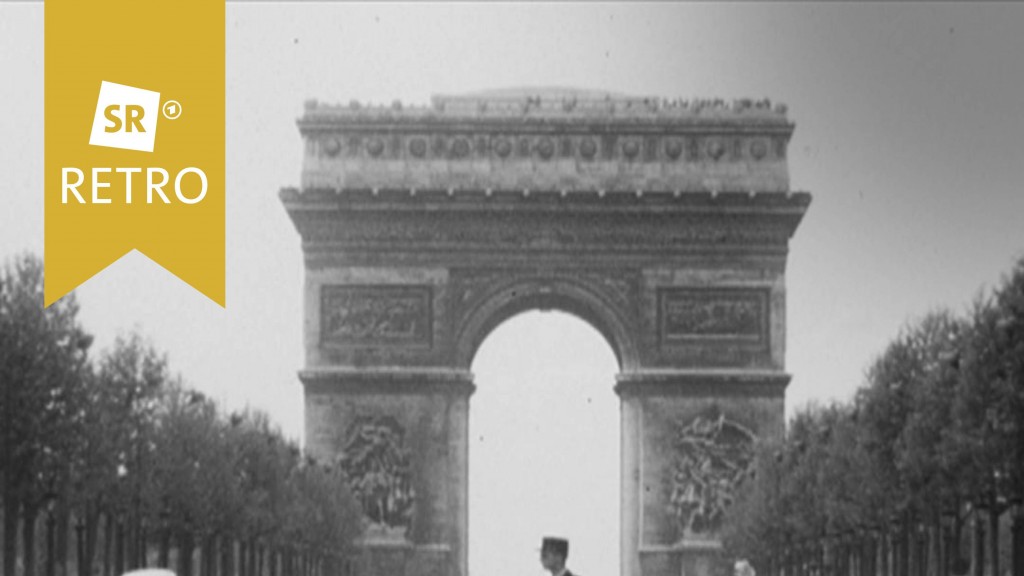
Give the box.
[455,278,638,372]
[468,309,620,576]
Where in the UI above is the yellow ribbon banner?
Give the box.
[45,0,225,306]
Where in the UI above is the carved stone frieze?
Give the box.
[321,285,432,347]
[667,408,757,540]
[658,288,768,345]
[298,90,793,193]
[301,213,797,255]
[312,132,784,164]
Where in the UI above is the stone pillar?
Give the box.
[616,371,789,576]
[621,391,643,576]
[302,369,474,576]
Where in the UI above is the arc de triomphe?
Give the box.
[281,89,810,576]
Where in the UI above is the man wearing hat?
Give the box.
[540,537,577,576]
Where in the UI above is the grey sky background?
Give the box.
[3,3,1024,576]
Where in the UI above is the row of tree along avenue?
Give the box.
[724,255,1024,576]
[0,254,362,576]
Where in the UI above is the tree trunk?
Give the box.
[870,534,879,576]
[136,523,147,569]
[125,518,135,572]
[905,520,913,576]
[204,535,215,576]
[1012,513,1023,576]
[178,531,194,576]
[219,537,232,576]
[238,541,247,576]
[248,540,257,576]
[46,514,56,576]
[2,493,19,576]
[879,533,888,576]
[24,504,39,576]
[75,522,86,576]
[945,522,955,576]
[990,507,1000,576]
[102,513,113,576]
[920,525,928,576]
[198,535,207,576]
[56,502,69,576]
[158,527,170,568]
[974,513,985,576]
[114,519,125,576]
[83,505,99,576]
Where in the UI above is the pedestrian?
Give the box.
[540,537,577,576]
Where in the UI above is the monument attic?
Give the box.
[280,88,810,576]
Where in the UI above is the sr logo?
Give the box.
[103,103,146,134]
[88,81,170,153]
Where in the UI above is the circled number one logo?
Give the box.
[162,100,182,120]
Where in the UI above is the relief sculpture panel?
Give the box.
[337,415,417,538]
[659,288,768,346]
[321,285,432,347]
[667,407,757,541]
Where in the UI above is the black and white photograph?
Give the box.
[2,4,1024,576]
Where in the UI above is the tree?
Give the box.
[722,256,1024,572]
[76,332,170,573]
[723,402,881,563]
[953,257,1024,497]
[0,252,364,576]
[0,253,92,576]
[989,257,1024,495]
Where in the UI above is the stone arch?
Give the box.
[453,275,640,372]
[283,90,810,576]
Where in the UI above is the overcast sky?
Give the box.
[2,3,1024,576]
